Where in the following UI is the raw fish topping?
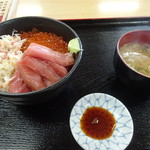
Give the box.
[8,43,74,93]
[0,29,77,93]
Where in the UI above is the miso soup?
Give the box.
[120,42,150,77]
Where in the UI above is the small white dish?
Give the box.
[70,93,134,150]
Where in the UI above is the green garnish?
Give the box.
[68,38,81,54]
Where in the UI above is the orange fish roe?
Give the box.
[20,30,69,53]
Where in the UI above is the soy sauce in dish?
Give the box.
[80,107,116,140]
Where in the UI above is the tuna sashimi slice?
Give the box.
[21,56,61,84]
[25,43,74,66]
[8,70,31,93]
[39,59,68,77]
[17,61,46,91]
[42,77,52,87]
[46,61,68,77]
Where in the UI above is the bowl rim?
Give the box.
[117,29,150,79]
[0,16,83,97]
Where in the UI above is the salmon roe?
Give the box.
[20,30,69,53]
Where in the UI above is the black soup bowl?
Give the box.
[0,16,82,105]
[114,30,150,92]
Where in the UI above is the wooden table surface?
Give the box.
[14,0,150,20]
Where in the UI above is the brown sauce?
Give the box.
[80,107,116,140]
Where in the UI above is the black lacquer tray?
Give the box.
[0,17,150,150]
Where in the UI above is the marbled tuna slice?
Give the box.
[40,59,68,77]
[25,43,74,66]
[42,77,52,87]
[17,61,46,91]
[21,56,61,83]
[8,70,31,93]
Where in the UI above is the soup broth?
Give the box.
[120,42,150,77]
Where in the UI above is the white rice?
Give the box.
[0,32,26,92]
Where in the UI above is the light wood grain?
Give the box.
[14,0,150,19]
